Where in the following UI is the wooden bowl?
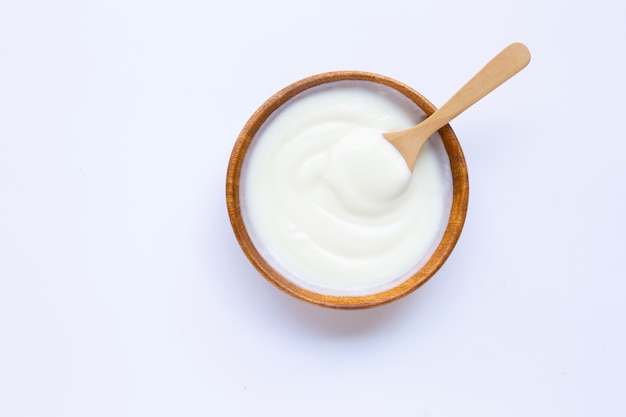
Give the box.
[226,71,469,309]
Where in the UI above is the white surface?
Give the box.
[0,0,624,416]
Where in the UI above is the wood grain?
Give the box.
[225,71,470,309]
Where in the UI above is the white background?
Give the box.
[1,1,625,416]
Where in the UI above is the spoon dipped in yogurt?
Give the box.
[384,42,531,170]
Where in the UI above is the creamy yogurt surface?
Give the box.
[241,81,453,295]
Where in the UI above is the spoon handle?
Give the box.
[422,42,531,134]
[384,42,531,170]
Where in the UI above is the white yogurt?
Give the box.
[241,81,453,295]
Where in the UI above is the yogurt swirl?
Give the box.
[242,81,452,294]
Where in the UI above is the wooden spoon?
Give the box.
[384,42,531,170]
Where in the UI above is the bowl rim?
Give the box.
[226,70,469,309]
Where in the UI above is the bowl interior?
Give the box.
[226,71,469,309]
